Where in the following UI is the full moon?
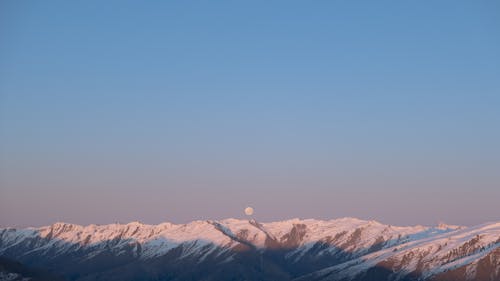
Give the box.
[244,207,254,216]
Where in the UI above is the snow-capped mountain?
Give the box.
[0,218,498,281]
[298,222,500,281]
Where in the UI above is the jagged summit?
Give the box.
[0,218,498,281]
[14,216,460,231]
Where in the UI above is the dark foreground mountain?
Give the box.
[0,218,498,281]
[0,256,66,281]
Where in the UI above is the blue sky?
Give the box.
[1,1,499,227]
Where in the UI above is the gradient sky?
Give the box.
[1,1,499,227]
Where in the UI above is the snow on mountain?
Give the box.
[298,222,500,281]
[0,218,456,261]
[0,218,497,281]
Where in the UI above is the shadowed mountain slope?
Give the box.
[1,218,498,281]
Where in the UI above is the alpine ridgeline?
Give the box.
[1,218,499,281]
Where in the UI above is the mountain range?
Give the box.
[1,218,499,281]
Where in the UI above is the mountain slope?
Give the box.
[0,218,497,281]
[296,222,500,281]
[0,256,66,281]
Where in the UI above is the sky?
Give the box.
[1,1,499,227]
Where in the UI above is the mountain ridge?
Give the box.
[0,218,498,281]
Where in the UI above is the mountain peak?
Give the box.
[1,218,498,281]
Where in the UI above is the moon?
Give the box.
[244,207,254,216]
